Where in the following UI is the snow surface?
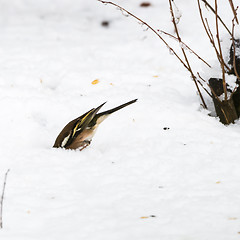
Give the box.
[1,0,240,239]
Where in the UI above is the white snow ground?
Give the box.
[1,0,240,239]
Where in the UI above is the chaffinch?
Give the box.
[53,99,137,150]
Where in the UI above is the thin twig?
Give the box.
[215,0,227,100]
[169,0,207,108]
[197,79,213,98]
[231,20,240,81]
[196,73,213,98]
[228,0,239,24]
[98,0,189,70]
[205,19,231,72]
[99,0,209,108]
[205,19,223,66]
[197,72,222,103]
[197,1,221,62]
[98,0,211,68]
[230,19,240,98]
[197,0,231,72]
[201,0,232,35]
[159,30,211,68]
[0,169,10,229]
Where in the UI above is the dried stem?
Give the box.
[215,0,228,100]
[205,19,222,64]
[169,0,207,108]
[201,0,232,35]
[98,0,188,70]
[197,0,231,72]
[231,20,240,81]
[98,0,211,69]
[98,0,210,108]
[159,30,211,68]
[197,72,222,103]
[0,169,10,229]
[197,80,213,98]
[228,0,239,24]
[230,19,240,98]
[197,1,221,62]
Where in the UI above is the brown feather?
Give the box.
[53,99,137,150]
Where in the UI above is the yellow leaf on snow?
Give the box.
[92,79,100,85]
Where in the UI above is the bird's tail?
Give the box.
[97,99,137,116]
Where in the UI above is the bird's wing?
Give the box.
[53,102,106,148]
[53,108,95,148]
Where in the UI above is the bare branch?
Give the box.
[230,20,240,98]
[169,0,207,108]
[205,19,222,63]
[197,0,231,72]
[99,0,208,108]
[196,78,213,98]
[231,21,240,81]
[215,0,228,100]
[98,0,189,70]
[228,0,239,24]
[201,0,232,35]
[98,0,211,69]
[0,169,10,229]
[159,30,211,68]
[197,1,221,60]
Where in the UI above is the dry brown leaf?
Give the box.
[140,2,151,7]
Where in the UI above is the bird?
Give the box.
[53,99,137,150]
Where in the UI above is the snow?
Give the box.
[1,0,240,239]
